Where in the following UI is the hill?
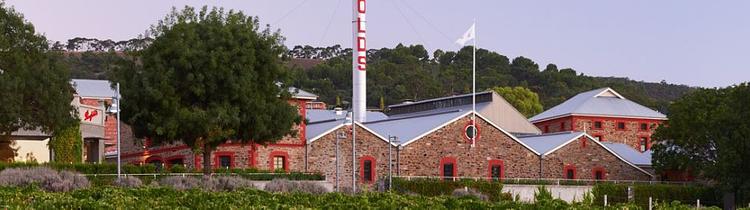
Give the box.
[56,38,693,114]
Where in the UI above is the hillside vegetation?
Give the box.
[57,38,692,113]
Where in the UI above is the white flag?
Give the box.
[455,23,475,46]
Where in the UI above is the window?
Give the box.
[273,156,285,171]
[443,163,454,179]
[440,157,457,180]
[563,164,576,179]
[488,160,503,181]
[168,158,184,167]
[617,122,626,130]
[363,160,373,182]
[463,121,479,142]
[269,151,289,172]
[594,121,602,129]
[219,156,231,168]
[360,156,376,183]
[640,137,650,152]
[592,167,606,180]
[640,123,648,131]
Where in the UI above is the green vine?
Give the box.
[49,122,83,163]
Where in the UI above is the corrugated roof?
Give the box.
[529,87,667,122]
[364,109,470,146]
[517,131,584,155]
[288,87,318,99]
[71,79,116,98]
[602,142,652,166]
[305,110,388,142]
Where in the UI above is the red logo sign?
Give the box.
[356,0,366,71]
[84,110,98,121]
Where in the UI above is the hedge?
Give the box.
[591,183,723,207]
[392,178,509,201]
[0,163,324,181]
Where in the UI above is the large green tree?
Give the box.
[0,2,76,162]
[490,86,543,117]
[112,6,300,174]
[652,83,750,205]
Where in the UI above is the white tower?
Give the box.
[352,0,366,122]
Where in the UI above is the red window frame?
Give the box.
[592,167,607,180]
[594,135,604,142]
[440,157,457,179]
[593,121,603,130]
[487,160,504,180]
[563,164,577,179]
[616,121,627,131]
[269,151,289,172]
[359,155,377,183]
[640,123,649,131]
[214,151,235,169]
[639,136,651,152]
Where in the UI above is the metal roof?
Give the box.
[517,131,584,155]
[305,110,388,142]
[529,87,667,122]
[288,87,318,100]
[71,79,117,98]
[364,109,471,146]
[601,142,652,166]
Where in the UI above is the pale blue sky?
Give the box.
[6,0,750,87]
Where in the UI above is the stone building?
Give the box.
[529,88,667,152]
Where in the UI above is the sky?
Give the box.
[5,0,750,88]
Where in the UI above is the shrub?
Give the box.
[209,176,257,191]
[158,176,202,190]
[114,176,143,188]
[392,178,504,201]
[264,179,329,194]
[0,167,89,192]
[452,188,489,201]
[534,185,554,201]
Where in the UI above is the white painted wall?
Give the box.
[12,138,51,163]
[502,184,593,203]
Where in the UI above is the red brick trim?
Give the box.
[463,120,481,143]
[121,145,191,158]
[213,151,236,169]
[638,135,651,152]
[269,151,289,172]
[248,145,256,168]
[580,137,587,148]
[359,155,377,183]
[439,156,457,178]
[592,120,603,130]
[487,159,504,180]
[145,155,163,164]
[194,154,202,170]
[563,164,577,179]
[592,167,607,180]
[615,121,627,131]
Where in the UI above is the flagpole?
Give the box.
[471,19,476,148]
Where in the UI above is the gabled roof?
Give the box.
[71,79,117,98]
[305,110,388,142]
[517,131,585,155]
[518,131,653,177]
[288,87,318,100]
[602,142,653,166]
[529,87,667,122]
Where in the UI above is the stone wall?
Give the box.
[398,116,540,179]
[541,136,652,181]
[306,124,396,188]
[572,116,662,151]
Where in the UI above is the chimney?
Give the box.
[352,0,367,122]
